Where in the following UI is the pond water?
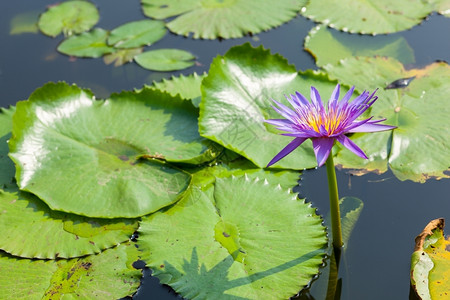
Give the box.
[1,1,449,299]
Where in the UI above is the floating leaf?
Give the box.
[411,218,450,300]
[0,107,15,188]
[304,25,415,67]
[138,175,327,299]
[325,57,450,182]
[151,72,206,107]
[57,28,114,58]
[135,49,195,71]
[0,188,138,259]
[8,82,223,218]
[141,0,305,39]
[200,43,350,170]
[108,19,166,49]
[0,243,141,299]
[103,47,143,67]
[9,10,39,35]
[38,0,99,37]
[301,0,433,34]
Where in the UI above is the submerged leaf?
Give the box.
[9,10,39,35]
[135,49,195,71]
[301,0,433,34]
[138,175,326,299]
[411,219,450,300]
[38,0,99,37]
[8,82,223,218]
[0,243,141,299]
[304,25,415,67]
[57,28,114,58]
[141,0,305,39]
[103,47,143,67]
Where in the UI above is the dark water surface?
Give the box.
[1,1,449,299]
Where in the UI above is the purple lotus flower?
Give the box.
[266,84,396,167]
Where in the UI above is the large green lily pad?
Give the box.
[325,57,450,182]
[0,243,141,299]
[151,72,206,107]
[304,25,415,67]
[141,0,305,39]
[38,0,99,37]
[0,188,138,259]
[57,28,114,58]
[108,19,166,49]
[300,0,433,34]
[138,175,327,299]
[0,107,15,189]
[8,82,225,218]
[200,43,350,170]
[411,218,450,300]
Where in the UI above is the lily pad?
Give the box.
[141,0,305,39]
[151,72,206,107]
[135,49,195,71]
[57,28,114,58]
[108,19,166,49]
[38,0,99,37]
[103,47,143,67]
[304,25,415,67]
[411,218,450,300]
[0,107,15,188]
[325,57,450,182]
[138,175,326,299]
[300,0,433,34]
[8,82,222,218]
[0,243,141,299]
[0,188,138,259]
[200,43,349,170]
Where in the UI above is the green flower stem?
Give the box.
[325,151,343,249]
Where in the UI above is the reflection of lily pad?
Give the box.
[57,28,114,58]
[108,20,166,49]
[325,57,450,182]
[301,0,433,34]
[141,0,305,39]
[138,175,326,299]
[411,218,450,300]
[305,25,415,67]
[9,82,221,218]
[38,0,99,37]
[135,49,196,71]
[0,243,141,299]
[200,43,349,170]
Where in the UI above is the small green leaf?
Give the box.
[135,49,195,71]
[108,19,166,48]
[304,25,415,67]
[138,175,326,299]
[0,243,141,299]
[301,0,433,34]
[103,47,143,67]
[38,0,99,37]
[141,0,306,39]
[8,82,222,218]
[0,107,15,189]
[57,28,114,58]
[411,219,450,300]
[9,10,39,35]
[150,72,206,107]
